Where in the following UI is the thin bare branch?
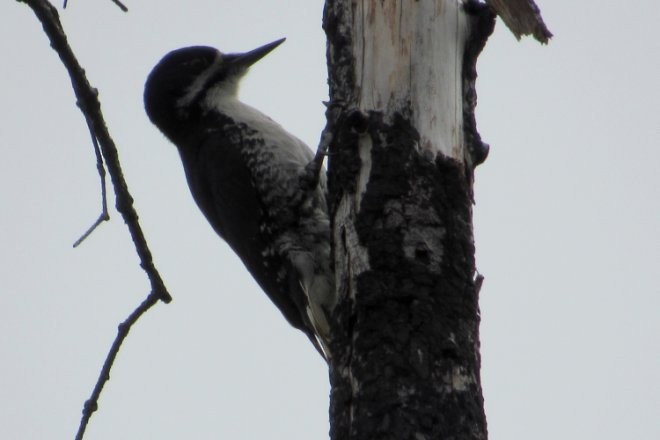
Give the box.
[20,0,171,303]
[74,292,161,440]
[73,115,110,248]
[19,1,172,438]
[62,0,128,13]
[72,215,107,247]
[109,0,128,12]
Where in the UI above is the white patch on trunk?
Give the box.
[334,196,370,301]
[352,0,470,161]
[356,133,373,208]
[444,366,475,392]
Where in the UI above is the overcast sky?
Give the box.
[1,1,658,439]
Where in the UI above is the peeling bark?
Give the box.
[322,1,495,439]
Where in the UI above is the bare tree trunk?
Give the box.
[322,1,494,439]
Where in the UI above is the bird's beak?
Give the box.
[230,38,286,70]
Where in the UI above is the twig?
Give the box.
[72,214,107,247]
[109,0,128,12]
[474,272,485,295]
[74,292,161,440]
[19,1,173,439]
[63,0,128,13]
[73,115,110,248]
[20,0,171,304]
[301,129,331,192]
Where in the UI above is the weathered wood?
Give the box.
[322,1,495,439]
[486,0,552,43]
[351,0,470,161]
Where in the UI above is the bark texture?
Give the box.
[322,1,494,439]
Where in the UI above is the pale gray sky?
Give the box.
[1,1,658,439]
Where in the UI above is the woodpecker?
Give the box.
[144,38,334,358]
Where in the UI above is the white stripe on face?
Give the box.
[176,52,223,108]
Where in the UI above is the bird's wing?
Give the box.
[184,131,313,338]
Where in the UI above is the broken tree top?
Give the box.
[484,0,552,43]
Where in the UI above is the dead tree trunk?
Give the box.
[322,1,495,439]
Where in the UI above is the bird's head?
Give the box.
[144,38,285,140]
